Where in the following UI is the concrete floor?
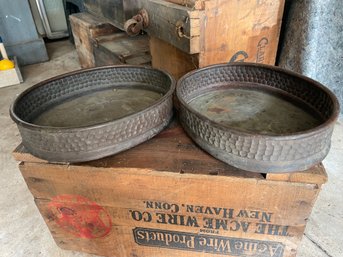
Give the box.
[0,40,342,257]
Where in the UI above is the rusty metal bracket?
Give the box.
[124,9,149,36]
[176,19,191,39]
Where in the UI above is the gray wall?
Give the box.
[278,0,343,116]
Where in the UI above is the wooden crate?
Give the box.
[83,0,285,78]
[69,12,118,68]
[14,121,326,257]
[150,0,286,78]
[84,0,202,54]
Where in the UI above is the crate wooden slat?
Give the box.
[266,164,327,184]
[14,120,326,257]
[150,36,199,80]
[93,33,151,66]
[198,0,285,66]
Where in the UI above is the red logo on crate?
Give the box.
[48,194,112,239]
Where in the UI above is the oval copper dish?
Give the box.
[176,63,339,173]
[10,66,175,162]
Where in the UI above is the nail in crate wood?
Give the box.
[151,0,285,79]
[69,12,118,68]
[14,121,326,257]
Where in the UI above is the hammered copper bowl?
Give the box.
[176,63,339,173]
[10,65,175,163]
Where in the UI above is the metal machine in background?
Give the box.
[34,0,69,39]
[0,0,48,65]
[0,0,86,65]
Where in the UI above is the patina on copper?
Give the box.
[10,65,175,163]
[176,63,340,173]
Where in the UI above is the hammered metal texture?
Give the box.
[11,66,175,162]
[176,63,339,173]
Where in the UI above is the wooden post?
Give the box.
[69,13,118,68]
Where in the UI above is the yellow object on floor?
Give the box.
[0,59,15,70]
[0,56,23,88]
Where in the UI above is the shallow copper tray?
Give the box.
[176,63,339,173]
[10,66,175,162]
